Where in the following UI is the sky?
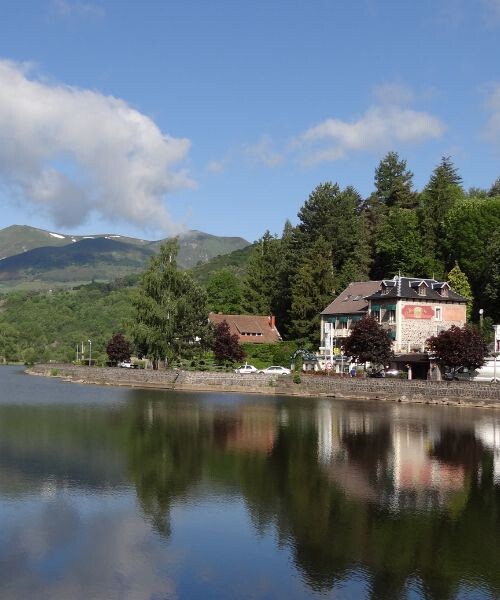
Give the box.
[0,0,499,242]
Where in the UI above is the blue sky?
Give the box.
[0,0,499,242]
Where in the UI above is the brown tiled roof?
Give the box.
[321,281,382,316]
[208,312,282,343]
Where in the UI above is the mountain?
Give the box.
[0,225,249,290]
[188,244,255,285]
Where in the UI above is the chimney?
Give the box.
[269,315,275,329]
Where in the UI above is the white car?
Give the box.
[258,366,291,375]
[118,361,132,368]
[234,364,258,374]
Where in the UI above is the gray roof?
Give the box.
[367,276,468,303]
[321,281,382,315]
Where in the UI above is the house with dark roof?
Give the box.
[320,276,468,377]
[208,312,282,344]
[366,276,468,353]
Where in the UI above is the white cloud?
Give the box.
[205,158,229,175]
[52,0,105,18]
[373,83,415,106]
[295,104,445,166]
[242,135,284,167]
[484,83,500,142]
[0,59,192,233]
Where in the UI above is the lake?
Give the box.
[1,365,499,600]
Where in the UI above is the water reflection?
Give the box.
[1,369,500,599]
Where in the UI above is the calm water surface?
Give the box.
[1,366,500,600]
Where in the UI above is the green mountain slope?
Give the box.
[0,225,250,290]
[188,244,255,285]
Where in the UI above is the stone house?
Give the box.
[366,276,468,353]
[320,276,468,377]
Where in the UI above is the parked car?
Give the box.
[118,361,132,368]
[258,366,291,375]
[444,358,500,382]
[234,364,258,374]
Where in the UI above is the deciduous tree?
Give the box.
[206,270,243,314]
[133,239,210,368]
[343,316,393,367]
[211,320,244,364]
[427,325,488,372]
[106,332,131,365]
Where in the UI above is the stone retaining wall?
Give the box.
[28,364,500,407]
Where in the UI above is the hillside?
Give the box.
[189,244,255,285]
[0,225,249,290]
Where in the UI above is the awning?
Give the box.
[371,305,381,311]
[351,315,362,322]
[339,316,348,323]
[386,304,397,311]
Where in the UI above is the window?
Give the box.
[340,320,348,330]
[418,285,427,296]
[372,310,381,323]
[435,307,442,321]
[382,286,389,295]
[388,309,396,324]
[440,287,449,297]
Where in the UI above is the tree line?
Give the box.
[206,153,500,345]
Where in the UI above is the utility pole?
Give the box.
[88,339,92,367]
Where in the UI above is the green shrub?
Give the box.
[293,372,301,384]
[50,368,60,376]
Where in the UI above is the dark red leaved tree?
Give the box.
[212,320,244,364]
[106,333,132,365]
[427,325,488,371]
[343,316,393,367]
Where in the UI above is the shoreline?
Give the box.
[26,363,500,410]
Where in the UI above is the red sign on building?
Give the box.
[402,305,434,320]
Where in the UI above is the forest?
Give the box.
[0,152,499,363]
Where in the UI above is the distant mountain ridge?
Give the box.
[0,225,250,290]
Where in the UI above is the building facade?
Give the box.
[366,277,467,353]
[320,276,468,376]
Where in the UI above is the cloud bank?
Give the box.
[296,104,445,166]
[0,60,192,232]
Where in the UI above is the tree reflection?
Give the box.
[125,398,500,599]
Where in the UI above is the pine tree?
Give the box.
[488,177,500,198]
[419,156,464,260]
[447,262,473,321]
[242,231,281,315]
[133,239,210,368]
[274,220,300,338]
[289,236,335,345]
[373,151,417,209]
[374,208,429,278]
[297,183,370,285]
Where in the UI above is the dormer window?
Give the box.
[381,285,389,295]
[440,287,449,297]
[418,284,427,296]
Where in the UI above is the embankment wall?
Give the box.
[28,364,500,408]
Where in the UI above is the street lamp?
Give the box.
[88,339,92,367]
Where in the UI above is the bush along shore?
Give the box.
[27,364,500,409]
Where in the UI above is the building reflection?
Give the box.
[315,403,492,512]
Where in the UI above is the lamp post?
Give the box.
[479,308,484,331]
[88,339,92,367]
